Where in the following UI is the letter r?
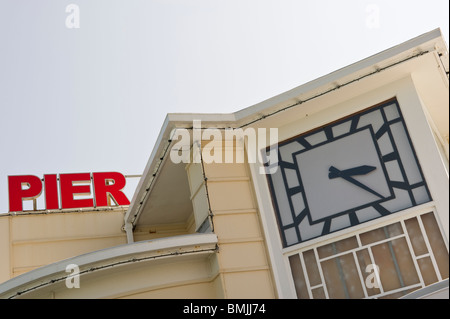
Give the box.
[93,172,130,207]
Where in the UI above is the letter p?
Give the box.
[8,175,43,212]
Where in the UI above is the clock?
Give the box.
[265,99,432,247]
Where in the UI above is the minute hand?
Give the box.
[328,166,384,198]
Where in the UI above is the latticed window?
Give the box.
[288,211,449,299]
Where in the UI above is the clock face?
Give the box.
[266,99,432,247]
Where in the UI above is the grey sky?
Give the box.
[0,0,448,213]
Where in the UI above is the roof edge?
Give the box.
[234,28,446,122]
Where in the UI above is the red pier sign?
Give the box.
[8,172,130,212]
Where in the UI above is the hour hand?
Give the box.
[328,165,376,179]
[328,166,383,198]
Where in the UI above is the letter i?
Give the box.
[44,174,59,209]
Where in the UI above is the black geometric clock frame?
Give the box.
[265,98,432,247]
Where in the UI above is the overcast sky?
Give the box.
[0,0,448,213]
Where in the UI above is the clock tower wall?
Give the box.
[247,52,449,299]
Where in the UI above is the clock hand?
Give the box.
[328,166,384,198]
[328,165,376,179]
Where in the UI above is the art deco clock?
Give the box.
[266,99,431,247]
